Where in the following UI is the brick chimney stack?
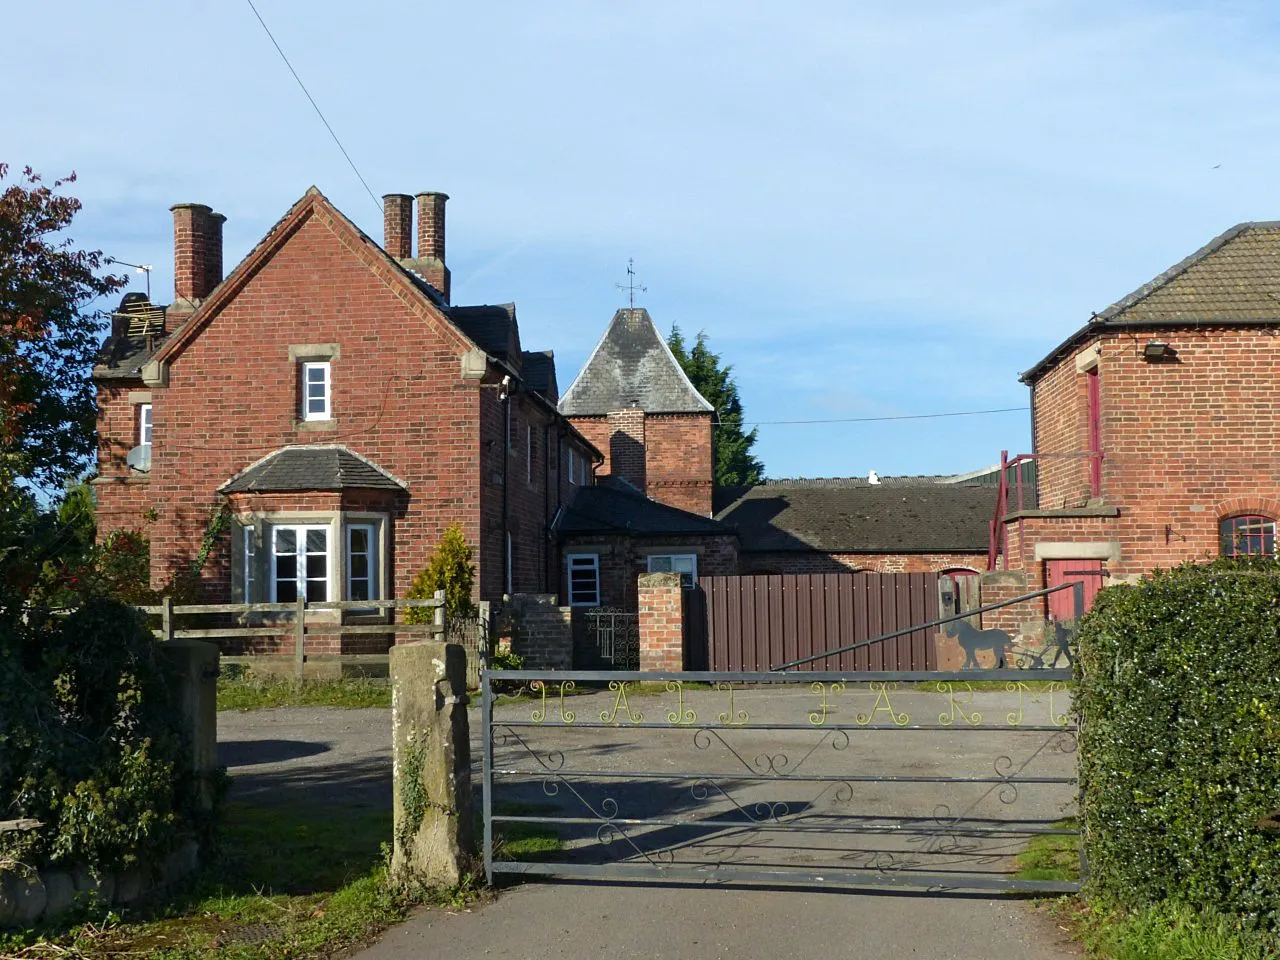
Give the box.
[170,203,226,313]
[382,193,413,260]
[414,192,450,303]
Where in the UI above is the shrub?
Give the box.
[0,598,215,872]
[1076,557,1280,929]
[406,524,477,624]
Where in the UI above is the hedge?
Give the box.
[1076,557,1280,929]
[0,598,217,872]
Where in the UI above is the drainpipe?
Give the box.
[500,376,512,597]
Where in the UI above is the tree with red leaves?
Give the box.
[0,164,124,493]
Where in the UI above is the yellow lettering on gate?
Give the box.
[600,680,643,725]
[856,681,910,726]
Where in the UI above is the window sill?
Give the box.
[295,419,338,433]
[91,473,151,485]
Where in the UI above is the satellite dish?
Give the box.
[127,444,152,472]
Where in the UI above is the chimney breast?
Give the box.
[414,192,450,303]
[170,203,226,311]
[382,193,413,260]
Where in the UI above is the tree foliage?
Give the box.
[0,164,124,493]
[667,325,764,487]
[406,524,477,623]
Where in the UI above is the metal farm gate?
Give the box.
[689,573,942,671]
[481,666,1080,893]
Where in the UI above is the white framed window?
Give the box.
[648,554,698,588]
[566,554,600,606]
[346,523,377,602]
[568,447,576,484]
[138,403,153,447]
[301,361,331,421]
[244,526,257,602]
[272,524,330,602]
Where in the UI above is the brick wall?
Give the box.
[606,408,646,490]
[508,593,572,670]
[638,572,683,671]
[560,533,739,609]
[740,551,986,575]
[1024,325,1280,581]
[645,413,713,515]
[94,381,155,537]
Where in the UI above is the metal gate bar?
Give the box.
[482,669,1081,894]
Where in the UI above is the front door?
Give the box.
[1045,558,1104,622]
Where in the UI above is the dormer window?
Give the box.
[302,361,331,421]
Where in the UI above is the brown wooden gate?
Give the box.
[688,573,941,671]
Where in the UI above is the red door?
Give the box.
[1045,559,1104,622]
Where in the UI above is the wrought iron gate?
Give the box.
[481,667,1080,893]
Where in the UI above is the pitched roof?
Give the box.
[94,293,171,380]
[559,308,713,416]
[714,478,996,553]
[448,303,519,360]
[521,350,557,401]
[220,446,407,494]
[1023,220,1280,383]
[555,479,731,537]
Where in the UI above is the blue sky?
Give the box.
[9,1,1279,478]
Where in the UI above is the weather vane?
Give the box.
[615,258,646,308]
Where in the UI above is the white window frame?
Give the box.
[271,523,331,603]
[138,403,153,447]
[301,361,331,421]
[244,525,257,602]
[566,553,601,607]
[345,522,378,603]
[647,553,698,588]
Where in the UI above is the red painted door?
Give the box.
[1045,559,1104,622]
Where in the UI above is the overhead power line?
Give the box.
[244,0,381,214]
[731,406,1030,427]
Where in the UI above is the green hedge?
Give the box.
[0,598,216,872]
[1077,557,1280,928]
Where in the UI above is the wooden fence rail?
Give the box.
[138,594,447,681]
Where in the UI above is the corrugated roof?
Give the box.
[715,479,996,553]
[221,446,406,494]
[559,308,713,416]
[1023,221,1280,383]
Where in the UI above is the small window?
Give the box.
[567,554,600,606]
[1220,515,1277,557]
[568,447,576,485]
[346,524,377,602]
[301,361,331,421]
[244,526,257,602]
[138,403,153,446]
[648,554,698,588]
[272,524,330,602]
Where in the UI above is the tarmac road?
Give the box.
[219,683,1082,959]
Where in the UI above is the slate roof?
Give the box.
[521,350,557,401]
[559,308,713,416]
[221,446,406,493]
[449,303,517,359]
[94,293,171,380]
[556,479,731,537]
[1023,220,1280,383]
[714,478,996,553]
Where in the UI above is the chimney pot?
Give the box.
[382,193,413,260]
[414,192,450,303]
[170,202,226,310]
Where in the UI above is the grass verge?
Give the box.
[1015,819,1080,884]
[217,674,391,711]
[492,802,565,862]
[1066,899,1279,959]
[0,802,481,959]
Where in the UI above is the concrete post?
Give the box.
[390,641,474,886]
[158,640,219,811]
[638,572,684,672]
